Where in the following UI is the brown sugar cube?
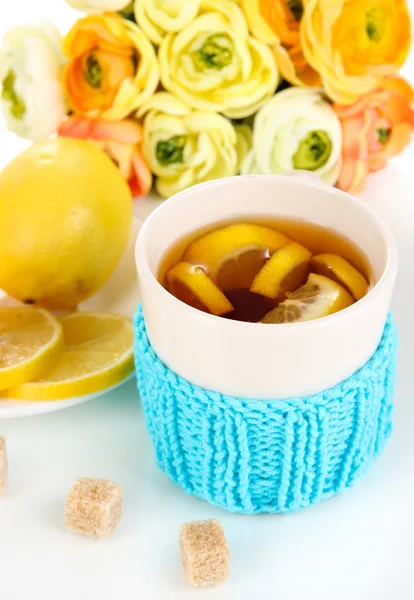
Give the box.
[65,478,123,537]
[0,436,7,495]
[179,519,230,587]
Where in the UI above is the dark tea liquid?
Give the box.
[158,217,372,323]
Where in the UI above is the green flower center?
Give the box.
[194,35,233,70]
[292,130,332,171]
[156,135,187,166]
[366,8,386,42]
[377,127,390,145]
[84,54,103,88]
[1,70,26,120]
[287,0,303,22]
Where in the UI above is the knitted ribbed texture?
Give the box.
[134,306,397,514]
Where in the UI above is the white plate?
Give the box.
[0,217,142,419]
[0,375,135,419]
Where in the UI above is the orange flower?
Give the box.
[241,0,320,86]
[302,0,411,104]
[59,116,152,197]
[62,15,159,120]
[334,77,414,193]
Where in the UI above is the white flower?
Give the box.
[0,22,67,141]
[242,88,342,185]
[65,0,131,12]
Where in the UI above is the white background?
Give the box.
[1,2,414,599]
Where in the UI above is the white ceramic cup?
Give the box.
[135,175,397,400]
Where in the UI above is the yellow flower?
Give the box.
[134,0,202,45]
[234,123,253,172]
[240,0,320,86]
[62,15,159,120]
[242,87,342,185]
[301,0,411,104]
[65,0,131,11]
[139,92,245,197]
[158,0,279,119]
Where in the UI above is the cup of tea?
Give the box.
[134,175,398,514]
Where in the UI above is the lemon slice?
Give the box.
[0,307,64,391]
[183,224,289,290]
[250,242,312,299]
[311,253,369,301]
[261,273,354,324]
[3,312,134,400]
[167,262,233,316]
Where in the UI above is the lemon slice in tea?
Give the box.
[167,262,233,316]
[3,312,134,400]
[0,307,64,390]
[261,273,354,324]
[250,241,312,299]
[311,253,369,300]
[183,224,289,290]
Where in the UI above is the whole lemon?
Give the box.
[0,138,132,308]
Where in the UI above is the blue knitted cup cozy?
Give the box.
[134,305,397,514]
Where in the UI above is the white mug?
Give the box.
[135,175,397,400]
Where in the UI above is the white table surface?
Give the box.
[1,3,414,599]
